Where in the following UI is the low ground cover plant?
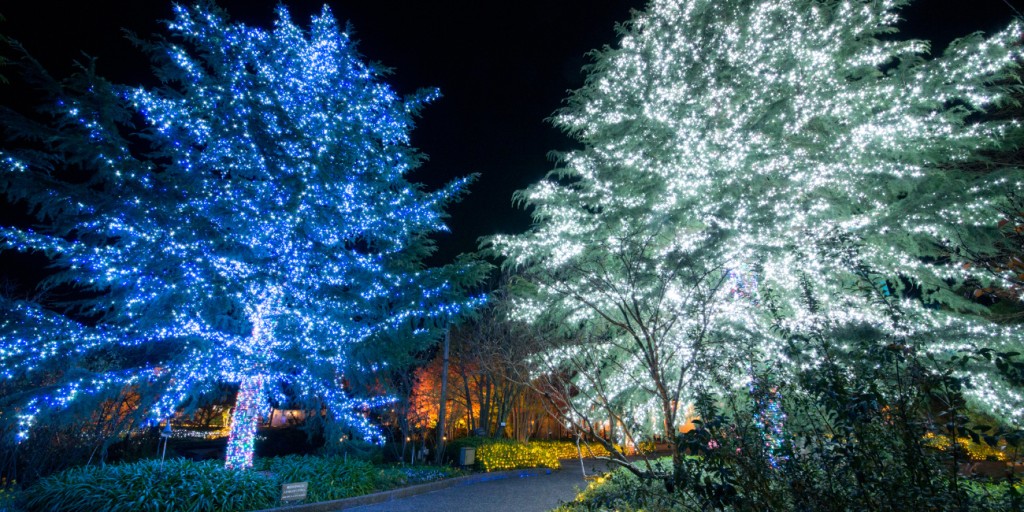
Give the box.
[21,455,462,512]
[24,459,277,512]
[253,455,462,502]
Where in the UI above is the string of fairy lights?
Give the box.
[0,3,481,469]
[496,0,1024,450]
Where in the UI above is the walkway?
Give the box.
[342,459,612,512]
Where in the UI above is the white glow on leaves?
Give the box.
[496,0,1024,430]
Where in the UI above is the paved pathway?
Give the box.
[342,459,613,512]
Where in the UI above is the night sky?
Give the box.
[0,0,1020,267]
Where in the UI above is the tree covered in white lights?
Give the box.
[496,177,752,460]
[0,4,482,469]
[494,0,1024,467]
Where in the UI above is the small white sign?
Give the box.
[281,481,308,502]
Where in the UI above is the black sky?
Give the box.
[0,0,1020,266]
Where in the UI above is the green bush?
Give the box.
[24,459,277,512]
[255,455,376,502]
[378,465,464,487]
[660,340,1024,512]
[554,459,686,512]
[442,436,490,465]
[317,438,385,464]
[478,439,560,471]
[446,438,626,471]
[558,461,1024,512]
[21,455,463,512]
[530,440,620,459]
[554,339,1024,512]
[0,476,18,512]
[255,455,462,502]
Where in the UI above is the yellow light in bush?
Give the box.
[923,432,1008,462]
[471,439,647,472]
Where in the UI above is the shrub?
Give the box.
[444,436,489,451]
[636,440,656,454]
[467,439,559,471]
[378,465,464,487]
[24,459,277,512]
[530,440,623,459]
[924,433,1009,462]
[442,436,489,465]
[21,454,463,512]
[317,438,385,464]
[255,455,377,502]
[662,340,1024,512]
[254,455,462,502]
[554,459,686,512]
[445,438,641,472]
[0,476,17,511]
[446,438,563,471]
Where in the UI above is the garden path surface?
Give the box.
[340,459,615,512]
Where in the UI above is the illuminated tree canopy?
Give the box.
[0,3,482,468]
[495,0,1024,442]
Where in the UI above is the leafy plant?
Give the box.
[254,455,462,502]
[554,458,686,512]
[475,439,560,471]
[255,455,376,502]
[24,459,277,512]
[445,438,637,471]
[662,329,1024,512]
[19,454,463,512]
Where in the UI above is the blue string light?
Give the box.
[1,3,481,469]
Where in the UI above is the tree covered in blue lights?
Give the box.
[0,3,482,469]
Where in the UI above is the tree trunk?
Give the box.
[226,375,264,469]
[662,396,677,444]
[399,420,409,464]
[609,406,617,444]
[461,371,475,433]
[434,326,450,464]
[480,375,492,436]
[495,384,518,439]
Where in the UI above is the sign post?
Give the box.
[160,423,172,462]
[280,482,308,503]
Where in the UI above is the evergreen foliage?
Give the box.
[494,0,1024,467]
[0,2,483,469]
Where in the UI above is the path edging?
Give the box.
[253,467,556,512]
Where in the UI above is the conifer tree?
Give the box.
[0,3,481,469]
[495,0,1024,452]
